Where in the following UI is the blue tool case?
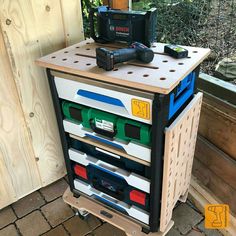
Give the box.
[72,161,150,211]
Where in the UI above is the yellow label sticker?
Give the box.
[205,204,229,229]
[131,99,150,120]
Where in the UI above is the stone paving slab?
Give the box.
[16,211,50,236]
[0,224,19,236]
[166,227,182,236]
[42,225,68,236]
[197,221,223,236]
[41,197,74,227]
[63,215,101,236]
[40,179,68,202]
[172,203,203,235]
[12,191,45,218]
[0,206,17,229]
[89,223,126,236]
[186,229,204,236]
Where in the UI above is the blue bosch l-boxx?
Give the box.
[68,142,151,224]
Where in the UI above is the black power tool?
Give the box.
[90,6,157,47]
[96,42,154,71]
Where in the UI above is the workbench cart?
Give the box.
[36,39,210,235]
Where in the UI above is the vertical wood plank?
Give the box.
[0,0,66,187]
[32,0,65,54]
[0,27,41,208]
[60,0,84,46]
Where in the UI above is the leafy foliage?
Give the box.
[133,0,212,45]
[81,0,102,38]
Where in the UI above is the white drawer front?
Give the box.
[69,148,150,193]
[55,76,153,124]
[74,179,150,224]
[63,120,151,162]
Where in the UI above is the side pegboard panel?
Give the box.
[160,92,203,232]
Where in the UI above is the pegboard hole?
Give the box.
[86,42,90,44]
[86,48,91,50]
[74,61,79,63]
[193,51,198,53]
[160,77,166,80]
[64,51,69,53]
[180,124,183,129]
[127,71,133,74]
[51,56,56,59]
[86,63,91,66]
[169,69,175,72]
[187,115,189,120]
[143,74,149,77]
[178,62,184,65]
[187,56,191,59]
[171,147,174,152]
[185,128,188,133]
[113,68,119,71]
[62,58,67,61]
[76,46,80,49]
[152,45,156,48]
[162,60,168,63]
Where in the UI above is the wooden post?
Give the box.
[103,0,130,10]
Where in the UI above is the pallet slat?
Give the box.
[195,135,236,191]
[198,93,236,160]
[192,158,236,214]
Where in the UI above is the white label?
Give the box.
[95,118,114,133]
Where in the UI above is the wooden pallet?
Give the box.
[63,188,174,236]
[36,39,210,94]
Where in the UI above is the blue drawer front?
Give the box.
[168,72,196,119]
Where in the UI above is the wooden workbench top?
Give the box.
[36,39,210,94]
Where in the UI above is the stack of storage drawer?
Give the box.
[37,39,210,234]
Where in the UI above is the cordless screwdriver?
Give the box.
[96,42,154,71]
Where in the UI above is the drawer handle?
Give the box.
[100,210,113,219]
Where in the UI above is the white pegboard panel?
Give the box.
[160,92,203,232]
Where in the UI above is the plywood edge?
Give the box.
[35,59,172,94]
[189,177,236,236]
[63,187,174,236]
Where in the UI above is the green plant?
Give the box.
[81,0,102,38]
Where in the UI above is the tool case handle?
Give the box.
[89,119,117,138]
[92,177,125,201]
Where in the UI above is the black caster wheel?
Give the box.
[76,209,90,220]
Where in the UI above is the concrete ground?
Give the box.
[0,177,222,236]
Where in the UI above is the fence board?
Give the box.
[0,0,66,187]
[60,0,84,46]
[0,27,41,209]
